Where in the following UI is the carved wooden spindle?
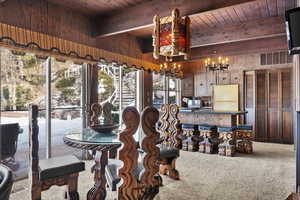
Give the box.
[169,104,181,149]
[87,151,108,200]
[159,104,170,147]
[90,103,101,127]
[118,107,140,200]
[29,104,41,200]
[102,102,113,125]
[140,106,160,199]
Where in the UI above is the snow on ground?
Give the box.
[2,117,82,149]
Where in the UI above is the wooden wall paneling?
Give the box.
[266,0,278,16]
[255,70,268,141]
[277,0,286,15]
[268,70,279,142]
[258,0,270,18]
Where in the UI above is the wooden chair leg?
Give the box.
[30,186,42,200]
[30,174,41,200]
[65,173,79,200]
[168,158,179,180]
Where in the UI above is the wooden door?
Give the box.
[245,71,255,129]
[254,69,293,144]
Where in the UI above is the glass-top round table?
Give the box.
[63,128,121,200]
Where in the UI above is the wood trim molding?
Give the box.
[0,22,160,72]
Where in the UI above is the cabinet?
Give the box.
[181,76,194,96]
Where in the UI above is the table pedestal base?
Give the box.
[87,151,108,200]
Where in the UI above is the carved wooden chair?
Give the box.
[29,105,85,200]
[105,106,160,199]
[0,123,23,169]
[158,104,181,180]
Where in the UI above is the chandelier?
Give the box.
[205,57,229,71]
[159,62,182,76]
[153,8,191,62]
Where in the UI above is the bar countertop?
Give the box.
[179,108,247,115]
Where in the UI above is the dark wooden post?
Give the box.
[28,104,41,200]
[143,71,153,108]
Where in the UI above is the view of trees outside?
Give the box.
[1,49,46,111]
[97,64,137,124]
[0,48,83,176]
[0,48,47,176]
[50,59,82,157]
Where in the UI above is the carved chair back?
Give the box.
[0,123,21,161]
[118,106,160,200]
[158,104,181,149]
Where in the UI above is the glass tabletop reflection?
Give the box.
[64,128,121,145]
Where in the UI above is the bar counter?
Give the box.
[178,108,247,127]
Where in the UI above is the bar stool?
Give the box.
[218,126,236,157]
[236,125,253,154]
[198,124,218,154]
[181,124,199,151]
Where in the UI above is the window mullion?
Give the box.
[45,57,52,159]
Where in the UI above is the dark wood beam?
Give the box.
[94,0,255,38]
[192,15,285,48]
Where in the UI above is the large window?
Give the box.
[0,47,142,179]
[153,73,181,107]
[97,64,138,124]
[0,48,47,178]
[50,59,83,157]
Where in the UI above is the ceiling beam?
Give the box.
[94,0,255,38]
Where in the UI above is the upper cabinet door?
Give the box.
[230,72,241,84]
[207,71,216,96]
[218,72,230,85]
[181,76,194,97]
[195,72,207,97]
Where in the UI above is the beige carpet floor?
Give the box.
[10,142,295,200]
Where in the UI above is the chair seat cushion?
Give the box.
[39,155,85,181]
[198,124,217,131]
[182,124,196,130]
[160,148,180,159]
[217,126,236,132]
[236,125,253,131]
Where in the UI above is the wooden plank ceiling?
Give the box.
[47,0,152,16]
[130,0,295,47]
[46,0,296,52]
